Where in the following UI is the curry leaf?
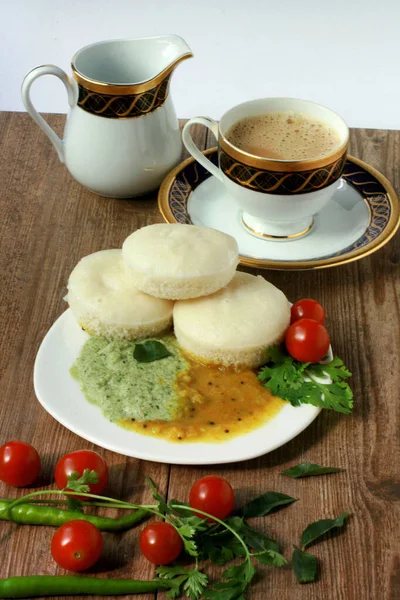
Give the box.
[241,491,296,517]
[301,512,348,549]
[292,545,318,583]
[204,560,255,600]
[198,529,246,565]
[227,517,280,553]
[134,340,172,363]
[281,462,344,478]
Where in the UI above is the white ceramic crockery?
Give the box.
[34,309,329,465]
[182,98,349,240]
[22,36,192,197]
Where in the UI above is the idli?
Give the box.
[122,224,239,300]
[173,272,290,368]
[66,249,174,340]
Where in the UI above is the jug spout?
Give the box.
[71,35,192,93]
[145,34,193,84]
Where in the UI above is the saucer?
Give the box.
[158,148,399,270]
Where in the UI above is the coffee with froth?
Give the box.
[226,111,341,161]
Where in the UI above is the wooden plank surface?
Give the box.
[0,112,399,600]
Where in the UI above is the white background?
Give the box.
[1,0,399,129]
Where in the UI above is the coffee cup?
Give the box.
[182,98,349,239]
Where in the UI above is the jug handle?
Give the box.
[182,117,224,182]
[21,65,77,163]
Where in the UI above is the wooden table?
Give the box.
[0,112,399,600]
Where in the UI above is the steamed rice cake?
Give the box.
[66,249,174,340]
[122,224,239,300]
[173,272,290,368]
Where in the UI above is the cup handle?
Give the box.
[182,117,224,182]
[21,65,78,163]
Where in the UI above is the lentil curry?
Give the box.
[73,335,285,443]
[122,354,284,443]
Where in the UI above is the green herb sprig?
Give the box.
[259,346,353,414]
[5,471,350,597]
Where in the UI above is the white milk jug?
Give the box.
[22,36,192,197]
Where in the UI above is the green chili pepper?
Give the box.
[0,501,148,532]
[0,576,171,598]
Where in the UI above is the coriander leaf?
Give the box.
[66,469,99,493]
[183,541,199,557]
[157,566,208,600]
[301,512,348,549]
[241,491,296,517]
[300,379,353,414]
[292,545,318,583]
[310,357,352,382]
[176,522,196,540]
[146,477,171,515]
[281,462,344,478]
[184,570,208,599]
[157,565,185,579]
[176,523,198,557]
[170,501,209,532]
[66,496,84,513]
[134,340,172,363]
[259,346,353,415]
[259,347,308,399]
[165,576,188,599]
[255,549,287,567]
[227,516,280,554]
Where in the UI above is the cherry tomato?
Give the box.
[55,450,108,499]
[51,520,103,571]
[0,441,40,487]
[139,522,183,565]
[189,475,235,521]
[285,318,330,363]
[291,299,326,325]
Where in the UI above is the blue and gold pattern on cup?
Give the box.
[219,146,348,195]
[218,128,348,196]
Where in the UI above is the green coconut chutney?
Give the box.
[72,335,188,422]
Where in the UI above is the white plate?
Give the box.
[34,309,324,465]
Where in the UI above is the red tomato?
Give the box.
[51,520,103,571]
[189,475,235,521]
[55,450,108,499]
[285,318,330,363]
[140,522,183,565]
[0,441,40,487]
[291,299,326,325]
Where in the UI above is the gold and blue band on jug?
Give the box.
[74,75,172,119]
[71,52,192,119]
[218,138,348,195]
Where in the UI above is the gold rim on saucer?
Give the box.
[158,148,400,271]
[241,217,315,240]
